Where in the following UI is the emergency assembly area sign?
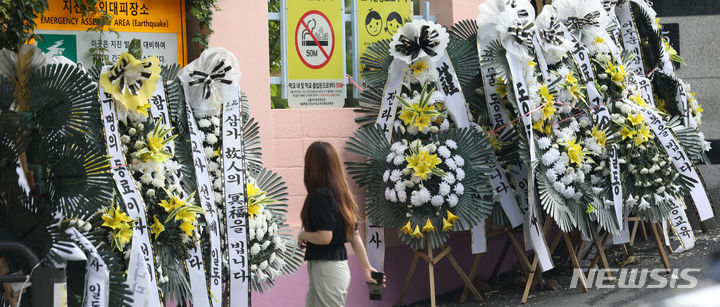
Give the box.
[287,0,344,108]
[357,0,412,84]
[34,0,186,67]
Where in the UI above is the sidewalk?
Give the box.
[403,227,720,307]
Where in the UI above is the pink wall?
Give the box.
[209,1,502,306]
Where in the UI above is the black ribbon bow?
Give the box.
[188,60,233,100]
[565,11,601,32]
[394,25,441,61]
[508,19,536,52]
[539,17,564,45]
[108,57,153,96]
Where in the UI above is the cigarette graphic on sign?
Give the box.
[295,10,335,69]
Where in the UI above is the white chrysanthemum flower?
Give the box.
[387,188,398,202]
[204,147,215,158]
[538,137,552,150]
[561,174,573,185]
[261,240,272,250]
[562,186,575,199]
[453,155,465,167]
[445,158,457,170]
[439,181,451,196]
[206,133,218,144]
[390,170,402,182]
[383,170,390,182]
[250,243,261,256]
[393,155,405,166]
[418,188,431,202]
[445,139,457,149]
[546,169,558,182]
[410,193,423,207]
[438,146,451,158]
[454,183,464,195]
[440,119,450,130]
[447,194,459,207]
[198,119,212,128]
[541,148,560,166]
[214,192,223,204]
[553,181,565,193]
[431,195,444,207]
[386,152,396,163]
[396,188,407,203]
[455,168,465,181]
[210,116,221,126]
[444,172,456,184]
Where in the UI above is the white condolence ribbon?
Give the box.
[66,227,110,307]
[637,106,714,221]
[668,199,695,252]
[223,86,250,307]
[507,53,553,272]
[98,67,162,306]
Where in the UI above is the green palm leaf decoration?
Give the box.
[28,63,99,143]
[359,39,393,91]
[162,65,187,137]
[0,74,13,110]
[47,138,113,215]
[669,116,709,164]
[248,168,289,215]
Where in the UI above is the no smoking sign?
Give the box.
[295,10,335,69]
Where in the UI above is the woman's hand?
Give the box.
[364,266,387,288]
[297,232,307,249]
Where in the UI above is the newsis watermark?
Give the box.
[569,268,700,289]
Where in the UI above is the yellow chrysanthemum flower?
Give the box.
[629,94,647,107]
[101,205,132,230]
[401,221,413,234]
[248,204,261,219]
[410,225,423,239]
[150,216,165,239]
[411,59,428,77]
[422,218,435,233]
[620,127,637,140]
[565,138,585,165]
[591,126,607,147]
[405,148,442,180]
[179,220,196,236]
[99,53,161,116]
[627,113,644,126]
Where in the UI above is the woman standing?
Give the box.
[297,141,385,307]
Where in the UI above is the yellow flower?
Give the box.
[138,124,176,162]
[101,206,132,230]
[446,210,459,223]
[564,138,585,165]
[527,60,537,68]
[174,207,197,223]
[401,221,413,234]
[398,103,436,131]
[566,71,578,86]
[634,124,652,145]
[605,61,626,89]
[248,204,261,219]
[422,218,435,233]
[214,147,222,157]
[442,218,453,232]
[591,126,607,147]
[115,222,133,248]
[620,127,637,140]
[405,148,442,180]
[539,84,554,104]
[494,77,508,98]
[568,84,585,101]
[159,194,186,212]
[150,216,165,239]
[410,225,423,239]
[98,53,161,116]
[246,182,261,199]
[585,203,595,214]
[411,59,428,77]
[541,102,556,120]
[692,104,704,116]
[655,95,667,112]
[179,220,196,236]
[627,113,644,126]
[629,94,647,107]
[593,36,605,44]
[533,120,551,135]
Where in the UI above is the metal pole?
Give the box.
[424,1,430,21]
[351,0,360,99]
[280,0,288,99]
[342,4,347,99]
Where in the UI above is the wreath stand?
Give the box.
[395,237,484,306]
[628,218,672,272]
